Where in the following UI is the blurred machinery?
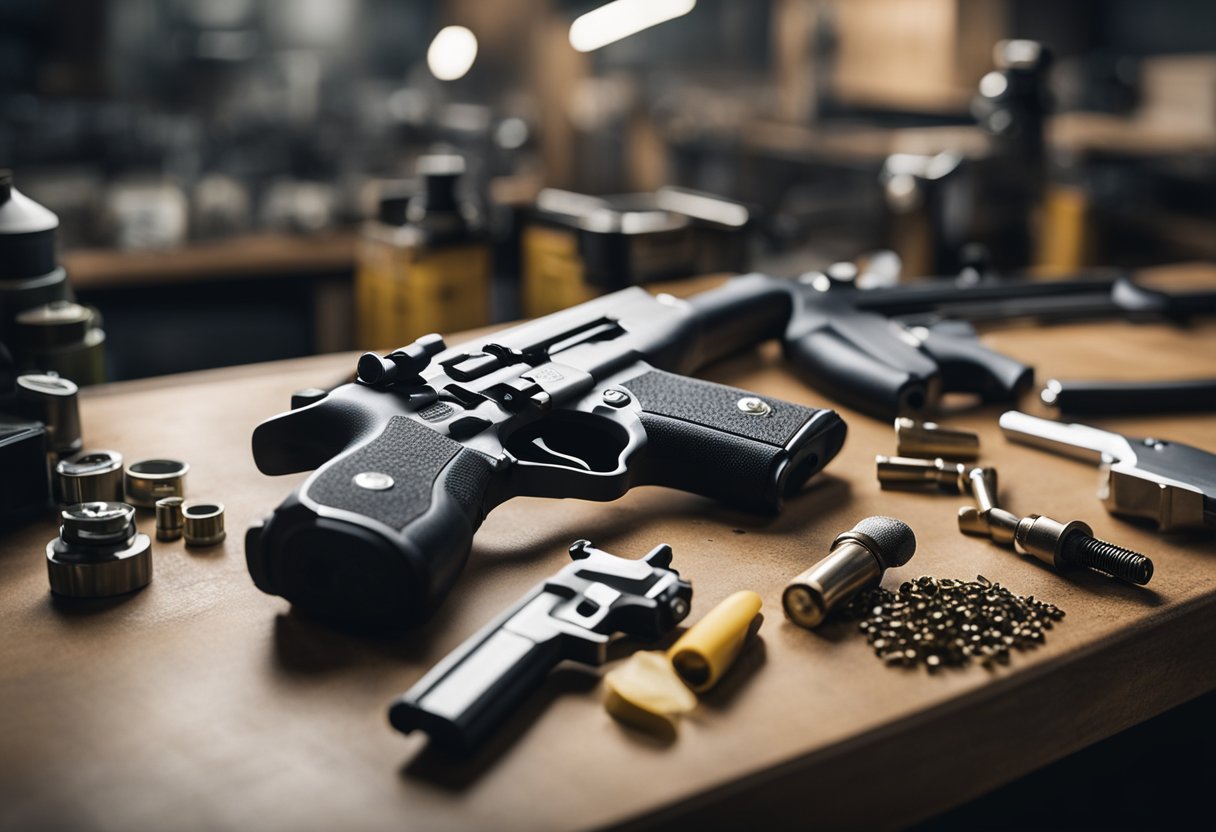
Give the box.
[521,186,749,316]
[0,171,105,386]
[0,0,1212,379]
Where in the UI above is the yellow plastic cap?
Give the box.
[667,590,763,693]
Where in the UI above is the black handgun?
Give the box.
[246,280,845,629]
[389,539,691,753]
[771,266,1216,419]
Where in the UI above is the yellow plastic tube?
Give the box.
[667,590,763,693]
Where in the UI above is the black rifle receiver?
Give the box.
[767,267,1216,419]
[246,280,845,630]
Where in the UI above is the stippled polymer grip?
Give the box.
[247,415,496,629]
[618,370,846,513]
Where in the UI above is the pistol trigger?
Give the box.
[530,437,592,471]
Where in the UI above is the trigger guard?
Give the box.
[501,402,646,502]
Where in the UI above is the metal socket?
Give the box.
[46,501,152,597]
[183,500,225,547]
[125,458,189,508]
[55,450,124,504]
[155,496,184,541]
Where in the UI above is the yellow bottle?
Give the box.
[356,155,490,350]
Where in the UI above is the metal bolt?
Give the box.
[1014,514,1153,585]
[959,506,1152,586]
[737,396,771,416]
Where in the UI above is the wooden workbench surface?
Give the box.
[2,269,1215,831]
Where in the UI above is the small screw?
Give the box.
[353,471,395,491]
[737,396,771,416]
[602,389,630,407]
[670,597,690,620]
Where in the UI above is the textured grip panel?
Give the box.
[307,415,466,530]
[445,449,496,524]
[620,370,815,447]
[847,516,916,568]
[638,413,791,512]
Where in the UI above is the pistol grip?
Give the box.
[389,593,608,753]
[618,369,846,512]
[784,307,941,419]
[917,328,1033,403]
[247,415,497,630]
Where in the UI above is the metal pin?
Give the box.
[895,417,980,460]
[958,505,1019,545]
[967,467,999,513]
[876,455,968,492]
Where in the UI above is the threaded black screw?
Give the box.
[1061,532,1153,586]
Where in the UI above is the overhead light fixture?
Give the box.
[569,0,696,53]
[427,25,478,81]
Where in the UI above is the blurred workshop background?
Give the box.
[2,0,1215,383]
[3,3,1216,827]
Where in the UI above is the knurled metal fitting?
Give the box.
[183,500,225,547]
[155,496,184,542]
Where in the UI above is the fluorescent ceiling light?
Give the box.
[569,0,696,53]
[427,25,478,81]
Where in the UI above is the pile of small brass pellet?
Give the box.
[843,575,1065,671]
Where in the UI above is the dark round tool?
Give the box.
[46,501,152,597]
[14,302,106,385]
[783,516,917,629]
[0,171,71,344]
[0,170,59,278]
[124,458,189,508]
[56,449,124,503]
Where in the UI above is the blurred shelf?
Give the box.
[1050,112,1216,157]
[740,120,991,164]
[62,231,358,290]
